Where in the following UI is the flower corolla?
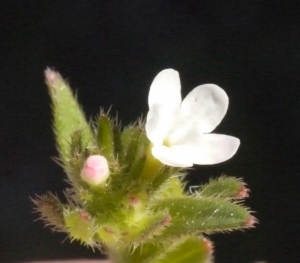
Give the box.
[80,155,110,186]
[145,69,240,167]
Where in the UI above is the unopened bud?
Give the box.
[80,155,109,186]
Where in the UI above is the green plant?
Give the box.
[32,68,256,263]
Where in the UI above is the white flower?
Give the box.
[145,69,240,167]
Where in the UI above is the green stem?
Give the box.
[140,143,164,184]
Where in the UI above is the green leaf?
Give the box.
[110,242,163,263]
[121,126,143,167]
[113,124,123,162]
[151,173,185,199]
[152,197,252,238]
[70,130,84,156]
[129,210,170,244]
[97,114,115,162]
[45,68,94,163]
[148,236,212,263]
[97,222,122,246]
[114,236,212,263]
[124,155,146,190]
[198,176,248,199]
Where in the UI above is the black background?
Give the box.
[1,1,299,263]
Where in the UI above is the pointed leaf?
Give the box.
[198,176,248,199]
[116,236,212,263]
[97,114,115,162]
[113,124,124,162]
[32,192,66,231]
[111,242,163,263]
[122,126,143,167]
[70,129,84,156]
[130,210,170,243]
[152,197,253,238]
[148,236,212,263]
[45,68,94,163]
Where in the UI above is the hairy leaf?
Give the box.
[198,176,248,199]
[45,68,94,163]
[152,197,253,238]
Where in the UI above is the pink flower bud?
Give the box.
[80,155,109,186]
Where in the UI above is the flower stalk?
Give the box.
[139,143,164,183]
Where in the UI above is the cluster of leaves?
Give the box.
[32,69,256,263]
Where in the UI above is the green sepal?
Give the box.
[113,124,124,163]
[152,197,252,238]
[97,114,115,162]
[31,192,66,232]
[67,130,88,184]
[121,126,143,168]
[151,167,178,192]
[119,126,151,190]
[97,222,122,246]
[124,155,146,191]
[198,176,248,199]
[45,68,94,164]
[151,172,185,199]
[77,187,119,220]
[121,125,140,157]
[64,209,96,246]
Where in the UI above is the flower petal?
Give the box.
[146,69,182,144]
[180,84,229,133]
[152,145,193,167]
[148,69,182,109]
[189,134,240,165]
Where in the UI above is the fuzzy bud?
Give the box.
[80,155,109,186]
